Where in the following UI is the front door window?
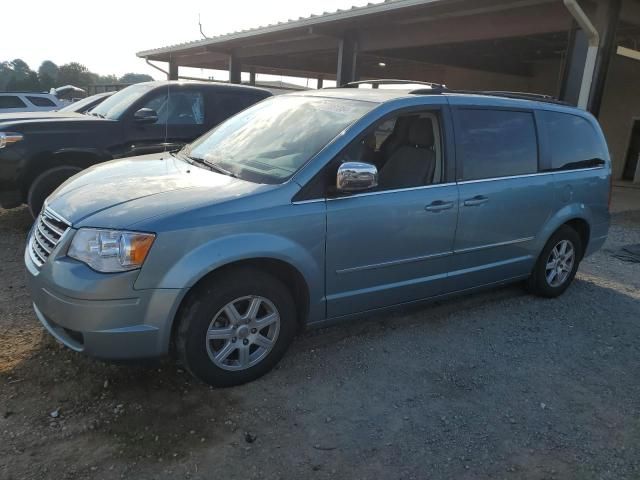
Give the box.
[141,91,205,125]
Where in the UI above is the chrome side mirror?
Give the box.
[336,162,378,192]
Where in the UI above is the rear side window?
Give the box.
[26,96,56,107]
[0,96,27,109]
[457,109,538,181]
[542,111,606,170]
[212,93,265,124]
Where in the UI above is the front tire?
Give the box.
[176,267,297,387]
[527,225,582,298]
[27,166,82,218]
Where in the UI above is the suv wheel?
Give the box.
[527,225,582,298]
[176,267,297,387]
[27,166,81,217]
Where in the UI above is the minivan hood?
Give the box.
[47,153,270,227]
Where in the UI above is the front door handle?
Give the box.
[464,195,489,207]
[425,200,454,212]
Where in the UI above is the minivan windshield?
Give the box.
[90,83,157,120]
[186,95,375,184]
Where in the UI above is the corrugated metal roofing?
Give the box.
[137,0,446,57]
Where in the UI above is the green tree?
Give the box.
[6,59,40,91]
[0,61,12,91]
[57,62,97,87]
[38,60,59,91]
[0,59,142,91]
[119,73,153,84]
[96,74,118,84]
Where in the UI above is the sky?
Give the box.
[2,0,372,83]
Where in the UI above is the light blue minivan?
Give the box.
[25,81,611,386]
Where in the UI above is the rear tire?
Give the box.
[27,166,82,218]
[527,225,582,298]
[176,267,297,387]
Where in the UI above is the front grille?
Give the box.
[29,207,71,267]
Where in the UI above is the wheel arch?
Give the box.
[20,148,111,199]
[537,204,592,260]
[169,257,312,354]
[563,218,590,258]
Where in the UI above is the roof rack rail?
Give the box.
[335,80,570,105]
[0,91,50,94]
[409,87,571,106]
[477,90,571,105]
[343,79,447,91]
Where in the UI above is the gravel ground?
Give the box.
[1,206,639,480]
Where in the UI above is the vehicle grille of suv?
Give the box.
[29,207,71,267]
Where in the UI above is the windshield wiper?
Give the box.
[183,154,238,178]
[205,161,238,178]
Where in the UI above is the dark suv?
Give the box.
[0,81,271,215]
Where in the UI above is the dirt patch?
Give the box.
[1,207,640,479]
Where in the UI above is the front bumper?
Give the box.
[24,229,184,360]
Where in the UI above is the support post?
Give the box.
[249,68,256,86]
[229,54,241,84]
[168,61,179,80]
[336,31,358,86]
[559,24,589,106]
[317,76,324,89]
[562,0,600,110]
[588,0,622,117]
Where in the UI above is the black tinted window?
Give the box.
[0,96,27,108]
[543,111,606,170]
[458,109,538,181]
[26,96,56,107]
[213,93,265,124]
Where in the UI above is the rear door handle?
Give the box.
[464,195,489,207]
[425,200,454,212]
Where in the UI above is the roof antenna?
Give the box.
[163,53,171,151]
[199,14,209,39]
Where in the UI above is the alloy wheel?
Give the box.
[545,239,575,288]
[206,296,280,371]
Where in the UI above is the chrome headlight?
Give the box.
[0,132,24,149]
[68,228,155,273]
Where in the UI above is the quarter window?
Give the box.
[458,109,538,181]
[0,96,27,109]
[212,93,265,124]
[26,96,56,107]
[542,111,606,170]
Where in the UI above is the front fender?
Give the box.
[135,231,326,322]
[153,233,321,288]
